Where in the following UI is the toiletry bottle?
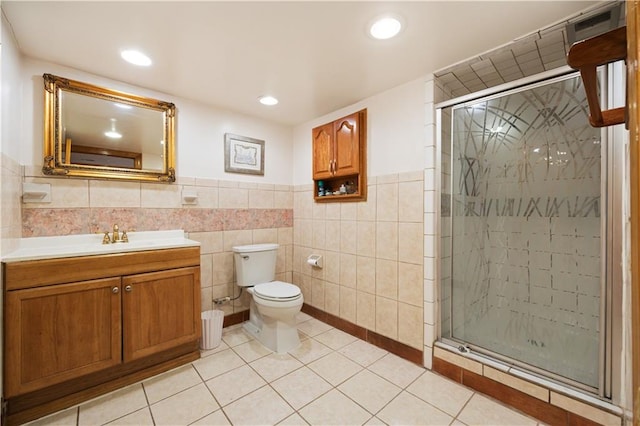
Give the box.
[339,183,347,194]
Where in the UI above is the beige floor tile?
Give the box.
[271,366,332,410]
[377,391,453,425]
[221,325,254,347]
[206,365,267,406]
[296,311,314,324]
[314,328,359,350]
[298,389,372,426]
[105,407,154,425]
[297,328,311,342]
[192,348,246,380]
[232,338,273,363]
[142,364,202,404]
[150,383,219,425]
[191,409,232,425]
[250,352,304,382]
[338,369,402,414]
[223,386,294,425]
[364,416,387,425]
[368,353,425,388]
[308,351,363,386]
[24,406,78,426]
[406,370,473,417]
[288,336,333,364]
[338,339,388,367]
[278,413,310,425]
[297,318,333,336]
[30,316,553,426]
[79,384,147,426]
[457,394,537,426]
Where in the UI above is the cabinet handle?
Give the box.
[125,285,132,292]
[112,287,119,294]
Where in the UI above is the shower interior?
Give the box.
[439,72,607,392]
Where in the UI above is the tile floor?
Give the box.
[26,313,542,426]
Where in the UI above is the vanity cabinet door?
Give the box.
[122,266,200,361]
[4,277,122,397]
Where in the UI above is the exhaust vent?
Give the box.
[566,3,622,45]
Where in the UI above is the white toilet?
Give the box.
[232,243,303,353]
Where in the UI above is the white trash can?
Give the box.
[201,310,224,350]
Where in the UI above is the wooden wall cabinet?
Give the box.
[312,109,367,202]
[3,247,201,425]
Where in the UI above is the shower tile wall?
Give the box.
[292,171,424,352]
[20,169,294,317]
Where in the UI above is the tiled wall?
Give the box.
[20,169,294,315]
[423,75,438,368]
[293,171,424,351]
[1,154,22,254]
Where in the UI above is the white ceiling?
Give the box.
[2,1,603,126]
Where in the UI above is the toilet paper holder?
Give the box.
[307,254,323,268]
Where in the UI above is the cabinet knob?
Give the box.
[112,287,119,294]
[125,285,132,292]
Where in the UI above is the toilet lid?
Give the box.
[253,281,301,301]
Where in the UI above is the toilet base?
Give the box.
[242,309,301,354]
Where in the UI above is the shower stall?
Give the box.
[438,69,623,397]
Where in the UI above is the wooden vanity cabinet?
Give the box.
[312,109,367,202]
[3,247,201,425]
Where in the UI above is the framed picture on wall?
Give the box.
[224,133,265,175]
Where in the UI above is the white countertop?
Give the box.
[1,230,200,262]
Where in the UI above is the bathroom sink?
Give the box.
[2,230,199,262]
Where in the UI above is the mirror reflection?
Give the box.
[43,74,176,182]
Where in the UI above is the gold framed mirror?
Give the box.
[43,73,176,182]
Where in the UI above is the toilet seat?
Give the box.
[253,281,301,302]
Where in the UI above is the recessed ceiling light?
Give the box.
[121,50,152,66]
[369,16,403,40]
[259,96,278,106]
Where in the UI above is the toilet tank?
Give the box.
[232,243,279,287]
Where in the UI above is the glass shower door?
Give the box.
[442,73,603,389]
